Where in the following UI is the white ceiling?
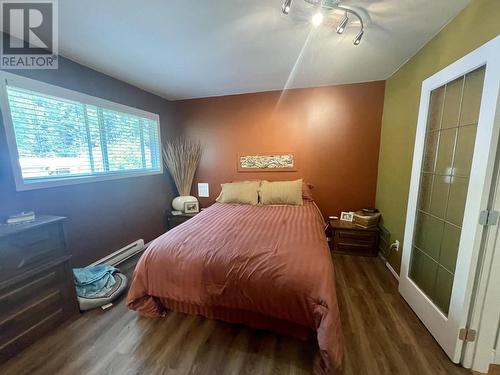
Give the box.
[55,0,470,100]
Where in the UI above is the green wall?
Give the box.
[376,0,500,273]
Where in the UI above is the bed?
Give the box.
[127,201,343,374]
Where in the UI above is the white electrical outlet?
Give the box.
[390,240,400,252]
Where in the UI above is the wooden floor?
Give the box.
[0,253,474,375]
[475,367,500,375]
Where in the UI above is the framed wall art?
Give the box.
[237,153,296,172]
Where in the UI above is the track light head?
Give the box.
[336,14,349,34]
[353,29,364,45]
[282,0,292,14]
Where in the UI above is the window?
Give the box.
[1,74,162,190]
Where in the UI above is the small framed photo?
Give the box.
[340,211,354,222]
[184,201,199,214]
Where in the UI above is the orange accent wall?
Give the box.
[175,81,385,217]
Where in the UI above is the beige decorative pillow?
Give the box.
[259,179,303,206]
[216,181,260,205]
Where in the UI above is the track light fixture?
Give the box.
[281,1,366,46]
[336,13,348,34]
[282,0,292,15]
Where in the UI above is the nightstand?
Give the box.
[166,212,198,230]
[329,219,379,257]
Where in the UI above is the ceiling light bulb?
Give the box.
[312,12,323,27]
[353,29,364,45]
[282,0,292,14]
[336,14,349,34]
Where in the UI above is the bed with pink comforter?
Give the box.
[127,202,343,373]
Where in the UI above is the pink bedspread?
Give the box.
[128,202,343,373]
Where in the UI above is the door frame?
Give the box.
[399,35,500,363]
[462,151,500,372]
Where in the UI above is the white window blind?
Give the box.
[2,75,162,190]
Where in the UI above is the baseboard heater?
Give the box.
[89,239,145,267]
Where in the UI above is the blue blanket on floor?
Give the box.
[73,265,118,298]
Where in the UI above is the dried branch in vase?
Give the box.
[162,137,202,196]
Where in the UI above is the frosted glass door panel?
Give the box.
[409,66,485,316]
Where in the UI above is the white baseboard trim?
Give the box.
[378,253,400,282]
[385,261,400,281]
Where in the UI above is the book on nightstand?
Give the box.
[6,211,36,225]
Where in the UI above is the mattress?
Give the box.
[127,202,343,373]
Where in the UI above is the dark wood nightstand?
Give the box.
[329,219,379,257]
[166,212,198,230]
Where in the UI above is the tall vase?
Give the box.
[172,195,198,212]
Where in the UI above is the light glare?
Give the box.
[312,12,323,27]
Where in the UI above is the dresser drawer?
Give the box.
[0,268,62,320]
[0,289,63,345]
[0,259,78,363]
[335,229,377,243]
[332,228,379,257]
[334,241,378,255]
[0,305,65,363]
[0,223,65,282]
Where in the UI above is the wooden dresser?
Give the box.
[0,216,79,364]
[329,219,379,257]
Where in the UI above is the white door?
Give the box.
[399,36,500,363]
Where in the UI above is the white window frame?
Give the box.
[0,72,163,191]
